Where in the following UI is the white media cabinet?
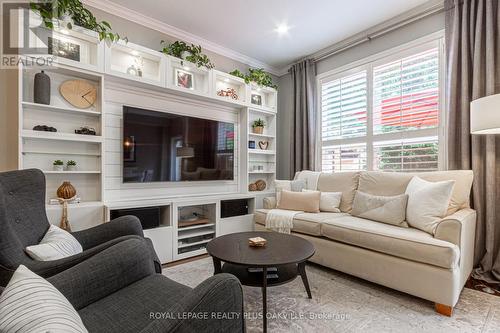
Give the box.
[105,194,255,264]
[13,11,278,263]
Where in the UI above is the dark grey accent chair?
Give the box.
[0,169,161,286]
[47,237,245,333]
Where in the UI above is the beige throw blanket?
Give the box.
[265,209,302,234]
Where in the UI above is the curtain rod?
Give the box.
[312,2,445,63]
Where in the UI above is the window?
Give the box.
[319,38,443,173]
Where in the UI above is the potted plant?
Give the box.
[30,0,126,42]
[53,160,64,171]
[160,40,214,69]
[252,118,265,134]
[229,68,277,89]
[66,160,77,171]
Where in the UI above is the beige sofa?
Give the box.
[255,170,476,316]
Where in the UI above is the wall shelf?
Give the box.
[249,133,275,139]
[22,102,101,116]
[21,130,103,143]
[249,150,276,155]
[43,170,101,174]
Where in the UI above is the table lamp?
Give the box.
[470,94,500,134]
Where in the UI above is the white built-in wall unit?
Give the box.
[16,11,277,261]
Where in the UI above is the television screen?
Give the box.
[123,106,235,183]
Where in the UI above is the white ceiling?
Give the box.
[101,0,431,70]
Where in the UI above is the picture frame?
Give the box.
[48,37,81,62]
[175,69,194,90]
[251,93,262,106]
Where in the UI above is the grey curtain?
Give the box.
[446,0,500,283]
[289,59,317,178]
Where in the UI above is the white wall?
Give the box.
[276,11,445,179]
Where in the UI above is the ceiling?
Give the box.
[100,0,432,71]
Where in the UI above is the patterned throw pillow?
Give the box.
[0,265,88,333]
[25,224,83,261]
[351,191,409,227]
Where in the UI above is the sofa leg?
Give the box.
[435,303,453,316]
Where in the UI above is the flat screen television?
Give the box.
[122,106,235,183]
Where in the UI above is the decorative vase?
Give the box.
[67,165,77,171]
[53,165,64,172]
[57,181,77,199]
[253,126,264,134]
[181,51,191,60]
[34,70,50,105]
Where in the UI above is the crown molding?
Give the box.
[82,0,281,76]
[278,0,445,74]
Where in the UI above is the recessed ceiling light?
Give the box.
[131,50,139,56]
[224,78,230,82]
[275,23,289,35]
[184,66,190,71]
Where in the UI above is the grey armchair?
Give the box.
[48,237,245,333]
[0,168,161,286]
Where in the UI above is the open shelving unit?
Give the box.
[19,63,104,204]
[174,201,218,260]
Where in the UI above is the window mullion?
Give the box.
[366,63,374,171]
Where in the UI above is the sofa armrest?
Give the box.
[48,237,156,310]
[434,208,476,247]
[263,196,277,209]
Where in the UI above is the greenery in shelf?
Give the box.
[66,160,77,166]
[160,40,214,69]
[229,68,277,90]
[252,118,266,128]
[53,160,64,166]
[30,0,126,42]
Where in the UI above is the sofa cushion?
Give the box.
[405,177,455,235]
[320,215,459,269]
[255,209,348,236]
[277,190,321,213]
[358,170,473,215]
[79,275,190,333]
[316,172,360,213]
[351,191,408,227]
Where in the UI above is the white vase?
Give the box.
[67,165,77,171]
[53,165,64,171]
[181,51,191,60]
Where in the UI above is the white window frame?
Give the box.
[316,31,446,172]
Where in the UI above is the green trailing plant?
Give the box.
[160,40,214,69]
[228,69,245,80]
[30,0,126,42]
[53,160,64,166]
[252,118,266,128]
[66,160,77,166]
[229,68,277,89]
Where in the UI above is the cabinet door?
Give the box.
[144,226,173,264]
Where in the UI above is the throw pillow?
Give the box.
[25,224,83,261]
[303,189,342,213]
[274,179,307,205]
[351,191,409,227]
[405,176,455,234]
[0,265,88,333]
[277,190,321,213]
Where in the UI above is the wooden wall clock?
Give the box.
[59,79,97,109]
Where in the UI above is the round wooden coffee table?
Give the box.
[206,231,315,332]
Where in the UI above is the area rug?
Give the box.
[163,257,500,333]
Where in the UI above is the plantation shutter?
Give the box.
[373,48,439,135]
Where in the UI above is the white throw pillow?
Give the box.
[25,224,83,261]
[405,176,455,234]
[303,189,342,213]
[351,191,408,227]
[0,265,88,333]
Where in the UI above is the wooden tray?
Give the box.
[178,218,211,228]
